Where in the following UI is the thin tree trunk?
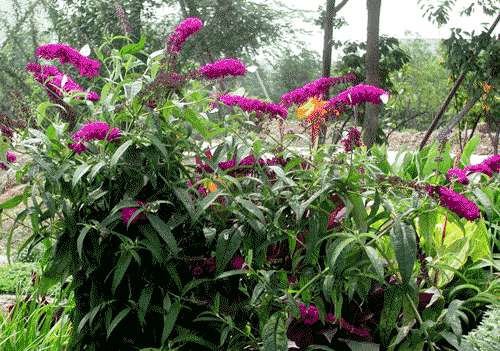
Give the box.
[318,0,349,145]
[362,0,382,148]
[419,12,500,150]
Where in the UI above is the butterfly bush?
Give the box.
[121,201,146,225]
[218,94,288,119]
[26,63,99,102]
[280,72,357,107]
[341,127,363,152]
[427,185,480,220]
[324,83,389,113]
[69,121,121,153]
[199,58,247,79]
[35,43,101,78]
[167,17,203,54]
[446,154,499,184]
[0,151,16,170]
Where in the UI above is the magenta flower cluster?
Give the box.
[324,84,389,113]
[167,17,203,54]
[446,154,499,184]
[191,256,216,277]
[199,58,247,79]
[69,121,122,154]
[121,200,145,225]
[341,127,363,152]
[427,185,480,221]
[219,94,288,119]
[0,151,16,170]
[26,63,99,102]
[35,43,100,78]
[280,72,357,107]
[298,303,319,326]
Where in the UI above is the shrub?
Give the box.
[2,16,498,351]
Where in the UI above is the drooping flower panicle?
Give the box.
[280,72,357,107]
[446,154,499,184]
[298,303,319,326]
[341,127,363,152]
[427,185,480,221]
[324,84,389,113]
[446,168,469,185]
[199,58,246,79]
[35,43,101,78]
[26,63,99,102]
[0,151,16,170]
[69,121,122,154]
[219,94,287,119]
[167,17,203,54]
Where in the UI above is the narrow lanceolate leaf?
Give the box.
[162,301,181,344]
[328,237,357,271]
[147,214,179,255]
[89,160,106,180]
[347,193,368,233]
[77,226,92,259]
[262,312,288,351]
[110,140,133,166]
[380,285,403,346]
[235,197,266,223]
[0,193,26,209]
[365,246,385,281]
[112,253,132,294]
[390,219,416,283]
[138,285,153,325]
[106,307,131,339]
[193,190,222,221]
[72,163,92,187]
[173,187,194,218]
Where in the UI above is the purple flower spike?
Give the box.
[446,168,469,185]
[427,186,480,221]
[341,127,362,152]
[167,17,203,54]
[299,303,319,326]
[219,94,288,119]
[72,121,121,143]
[325,84,389,113]
[280,72,357,107]
[35,43,101,78]
[199,58,246,79]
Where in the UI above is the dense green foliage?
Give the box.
[0,262,35,293]
[2,24,498,350]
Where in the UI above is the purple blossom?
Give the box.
[341,127,363,152]
[446,168,469,185]
[72,121,121,143]
[324,84,389,113]
[199,58,246,79]
[218,158,237,170]
[483,155,500,173]
[121,200,145,225]
[68,142,87,154]
[464,163,493,177]
[231,255,245,269]
[26,63,99,101]
[219,94,288,119]
[298,303,319,326]
[239,155,256,166]
[0,125,13,138]
[167,17,203,54]
[6,151,16,163]
[280,72,357,107]
[35,44,101,78]
[427,186,480,221]
[192,266,204,277]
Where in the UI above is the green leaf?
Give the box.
[138,285,153,325]
[173,187,194,218]
[380,285,403,345]
[328,237,357,271]
[365,246,385,280]
[89,160,106,180]
[215,228,241,275]
[461,135,480,165]
[193,190,222,221]
[72,163,92,187]
[418,210,437,255]
[119,36,145,56]
[77,226,91,259]
[390,219,416,283]
[445,300,466,336]
[110,140,133,166]
[107,307,131,339]
[0,194,24,209]
[112,253,132,294]
[295,186,330,221]
[235,197,265,223]
[472,188,494,218]
[161,301,181,344]
[147,214,179,255]
[262,312,288,351]
[347,193,368,232]
[467,219,490,262]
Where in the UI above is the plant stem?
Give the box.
[293,266,330,299]
[405,292,436,351]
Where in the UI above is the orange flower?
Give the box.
[482,82,492,93]
[202,178,219,193]
[296,97,327,120]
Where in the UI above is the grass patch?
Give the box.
[0,262,36,294]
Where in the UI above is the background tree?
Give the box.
[362,0,382,148]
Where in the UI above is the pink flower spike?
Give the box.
[69,142,87,154]
[325,84,389,113]
[482,155,499,173]
[427,186,480,221]
[219,94,288,119]
[35,43,100,78]
[72,121,121,142]
[167,17,203,54]
[199,58,246,79]
[446,168,469,185]
[340,127,362,152]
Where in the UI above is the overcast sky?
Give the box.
[283,0,498,54]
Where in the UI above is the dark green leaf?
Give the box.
[262,312,288,351]
[347,193,368,232]
[161,301,181,344]
[72,163,92,187]
[138,285,153,325]
[147,214,179,255]
[112,253,132,294]
[107,307,131,339]
[110,140,133,166]
[390,219,416,283]
[380,285,403,345]
[120,35,145,56]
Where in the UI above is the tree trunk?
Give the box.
[362,0,382,148]
[318,0,349,145]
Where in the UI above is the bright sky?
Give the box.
[284,0,498,54]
